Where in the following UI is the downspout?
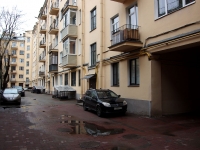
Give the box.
[99,0,104,89]
[81,0,85,95]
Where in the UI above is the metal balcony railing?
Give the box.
[40,40,46,45]
[51,1,59,10]
[39,51,46,61]
[50,21,58,31]
[61,0,77,12]
[111,24,140,46]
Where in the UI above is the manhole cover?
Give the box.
[123,134,141,139]
[80,141,100,148]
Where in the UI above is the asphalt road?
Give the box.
[0,91,200,150]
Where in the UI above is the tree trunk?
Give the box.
[3,55,10,89]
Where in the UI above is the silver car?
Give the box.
[1,88,21,105]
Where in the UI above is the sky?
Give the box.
[0,0,45,33]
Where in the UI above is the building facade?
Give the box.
[30,0,200,116]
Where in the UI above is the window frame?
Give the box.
[71,71,76,86]
[90,43,96,67]
[19,50,24,55]
[129,58,140,85]
[90,7,96,31]
[112,62,119,86]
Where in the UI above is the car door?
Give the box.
[84,91,92,108]
[90,90,98,110]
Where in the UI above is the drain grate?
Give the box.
[80,141,100,149]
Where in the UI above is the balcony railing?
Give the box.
[111,24,140,46]
[61,0,77,13]
[61,25,77,40]
[11,62,17,65]
[10,78,16,82]
[49,1,59,15]
[11,53,17,57]
[39,71,45,76]
[62,54,77,68]
[40,9,47,20]
[49,21,58,34]
[49,43,58,53]
[11,45,18,50]
[11,70,17,74]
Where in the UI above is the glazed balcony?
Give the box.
[10,62,17,66]
[61,25,77,41]
[111,0,126,3]
[40,9,47,20]
[10,78,16,82]
[61,0,78,14]
[109,24,142,52]
[39,51,46,62]
[39,40,46,48]
[49,21,58,35]
[61,54,77,68]
[49,1,59,15]
[49,42,58,53]
[49,55,58,73]
[39,71,45,77]
[40,24,47,34]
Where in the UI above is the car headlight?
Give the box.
[102,102,111,107]
[123,100,127,105]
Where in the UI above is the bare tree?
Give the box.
[0,7,24,89]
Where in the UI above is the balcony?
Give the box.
[11,45,18,50]
[10,62,17,66]
[49,1,59,15]
[25,80,30,84]
[10,78,16,82]
[11,54,17,58]
[39,51,46,62]
[39,71,45,77]
[61,0,78,14]
[61,25,77,41]
[40,24,47,34]
[61,54,77,68]
[49,21,58,35]
[39,40,46,48]
[108,24,143,52]
[40,10,47,20]
[49,55,58,73]
[11,70,17,74]
[49,43,58,53]
[111,0,126,3]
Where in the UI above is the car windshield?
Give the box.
[13,86,22,90]
[97,90,118,99]
[4,89,18,94]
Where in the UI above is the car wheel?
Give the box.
[83,103,88,111]
[96,106,103,117]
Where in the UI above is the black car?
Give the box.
[12,86,25,97]
[82,89,127,117]
[1,88,21,105]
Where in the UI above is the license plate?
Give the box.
[114,107,122,110]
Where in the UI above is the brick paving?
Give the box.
[0,92,200,150]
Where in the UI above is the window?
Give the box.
[19,66,24,70]
[26,78,29,82]
[27,45,30,51]
[78,39,81,54]
[26,61,29,66]
[63,9,76,28]
[60,75,63,85]
[19,75,23,78]
[19,50,24,55]
[11,74,15,78]
[19,59,24,63]
[27,53,30,58]
[12,50,16,55]
[26,69,29,75]
[78,70,81,86]
[63,38,76,55]
[20,43,24,47]
[112,16,119,33]
[27,37,30,43]
[130,59,140,85]
[71,72,76,86]
[12,42,17,47]
[91,8,96,30]
[156,0,195,17]
[128,5,138,26]
[60,52,63,64]
[91,43,96,66]
[12,58,16,62]
[79,9,81,24]
[65,73,68,85]
[112,62,119,86]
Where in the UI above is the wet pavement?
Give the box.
[0,91,200,150]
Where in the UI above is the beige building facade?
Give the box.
[30,0,200,116]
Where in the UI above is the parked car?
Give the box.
[24,87,28,91]
[1,88,21,105]
[82,89,127,117]
[31,86,45,94]
[12,86,25,97]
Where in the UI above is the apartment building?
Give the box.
[32,0,200,116]
[7,33,32,88]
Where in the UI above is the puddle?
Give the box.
[59,120,124,136]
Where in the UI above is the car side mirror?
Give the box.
[118,95,121,98]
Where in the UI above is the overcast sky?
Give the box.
[1,0,45,33]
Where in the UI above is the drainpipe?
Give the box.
[81,0,85,95]
[99,0,104,89]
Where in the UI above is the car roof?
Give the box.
[88,89,110,92]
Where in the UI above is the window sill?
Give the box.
[90,28,96,33]
[111,85,119,87]
[128,85,139,87]
[88,65,96,70]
